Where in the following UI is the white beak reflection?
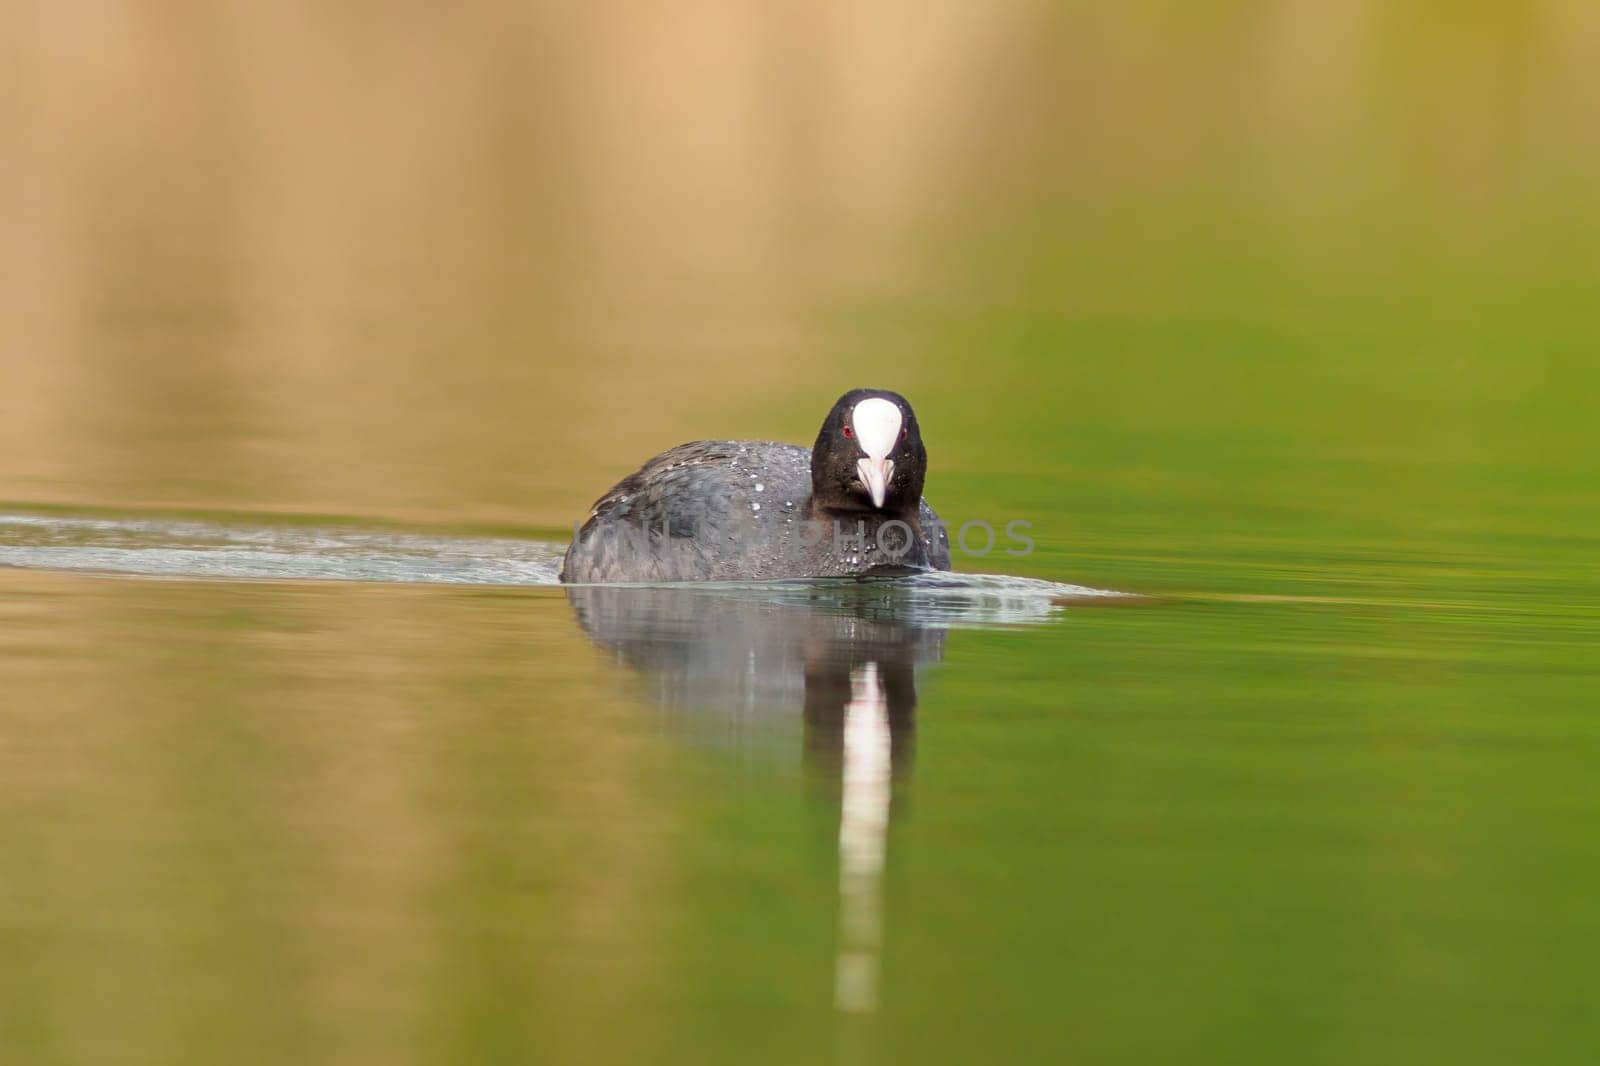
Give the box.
[563,581,1064,1021]
[835,661,891,1014]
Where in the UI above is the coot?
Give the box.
[560,389,952,583]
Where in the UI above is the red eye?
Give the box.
[901,427,908,440]
[842,424,853,438]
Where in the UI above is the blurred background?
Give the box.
[6,0,1597,578]
[4,4,1600,1065]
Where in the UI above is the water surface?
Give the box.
[5,5,1600,1063]
[3,509,1597,1065]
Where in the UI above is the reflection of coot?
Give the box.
[565,577,1078,1018]
[564,583,942,776]
[568,581,942,1016]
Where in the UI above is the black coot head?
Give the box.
[810,388,928,514]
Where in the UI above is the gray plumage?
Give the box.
[561,441,950,583]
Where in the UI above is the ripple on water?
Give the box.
[0,513,567,586]
[0,512,1128,620]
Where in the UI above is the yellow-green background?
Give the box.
[3,4,1598,1063]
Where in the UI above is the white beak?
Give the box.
[856,457,894,509]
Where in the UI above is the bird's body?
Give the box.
[560,390,951,584]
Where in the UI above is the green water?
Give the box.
[6,4,1600,1063]
[5,334,1599,1065]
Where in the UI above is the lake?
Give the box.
[4,4,1600,1064]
